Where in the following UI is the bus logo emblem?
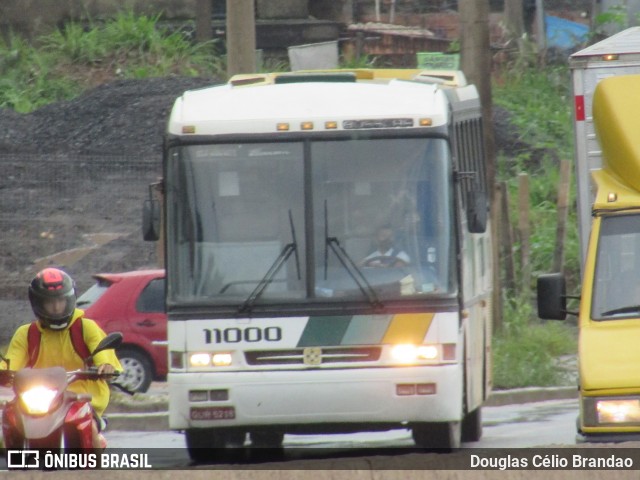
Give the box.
[303,347,322,366]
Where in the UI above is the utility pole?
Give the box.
[195,0,213,44]
[459,0,502,331]
[535,0,546,52]
[459,0,495,204]
[226,0,257,78]
[504,0,525,50]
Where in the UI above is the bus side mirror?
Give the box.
[142,198,160,242]
[537,273,567,320]
[467,190,487,234]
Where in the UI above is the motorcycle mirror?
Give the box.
[89,332,123,359]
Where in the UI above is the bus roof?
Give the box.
[168,69,476,137]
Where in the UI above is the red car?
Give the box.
[77,269,166,393]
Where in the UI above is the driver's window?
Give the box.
[312,138,452,299]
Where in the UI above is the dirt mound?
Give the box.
[0,76,217,341]
[0,77,218,156]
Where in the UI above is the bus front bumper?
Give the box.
[168,365,463,431]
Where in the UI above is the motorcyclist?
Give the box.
[0,267,122,450]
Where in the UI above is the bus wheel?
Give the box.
[461,407,482,442]
[186,429,248,463]
[249,431,285,448]
[185,428,224,463]
[412,422,461,451]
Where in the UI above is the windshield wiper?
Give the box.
[238,210,300,315]
[324,200,383,310]
[600,305,640,317]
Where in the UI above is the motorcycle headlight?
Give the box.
[20,386,58,415]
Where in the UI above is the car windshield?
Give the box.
[592,214,640,319]
[165,138,456,309]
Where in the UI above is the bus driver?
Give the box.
[360,225,410,268]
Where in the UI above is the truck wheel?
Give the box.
[117,348,153,393]
[412,421,461,451]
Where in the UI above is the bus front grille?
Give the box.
[244,346,382,366]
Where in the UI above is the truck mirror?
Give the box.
[467,190,487,234]
[142,198,160,241]
[537,273,567,320]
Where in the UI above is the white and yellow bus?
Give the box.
[144,69,493,461]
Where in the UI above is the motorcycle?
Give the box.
[0,332,124,452]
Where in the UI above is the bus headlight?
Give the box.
[189,353,211,367]
[390,344,439,363]
[189,352,233,367]
[212,353,233,367]
[417,345,439,360]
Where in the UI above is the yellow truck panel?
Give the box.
[593,75,640,193]
[580,319,640,391]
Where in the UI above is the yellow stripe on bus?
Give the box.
[382,313,434,344]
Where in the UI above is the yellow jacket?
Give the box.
[1,309,122,416]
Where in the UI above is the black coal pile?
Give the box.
[0,76,217,156]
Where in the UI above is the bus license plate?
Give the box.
[190,406,236,421]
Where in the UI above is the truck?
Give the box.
[144,68,493,461]
[538,27,640,442]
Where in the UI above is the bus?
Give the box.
[143,69,493,461]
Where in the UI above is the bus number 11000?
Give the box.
[204,326,283,344]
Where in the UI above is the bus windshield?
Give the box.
[166,137,456,309]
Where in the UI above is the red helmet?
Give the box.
[29,268,76,330]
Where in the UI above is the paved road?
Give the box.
[104,398,579,468]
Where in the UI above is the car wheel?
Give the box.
[117,348,153,393]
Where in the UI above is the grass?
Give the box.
[0,11,225,113]
[492,297,577,388]
[492,63,579,388]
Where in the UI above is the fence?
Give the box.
[494,159,573,331]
